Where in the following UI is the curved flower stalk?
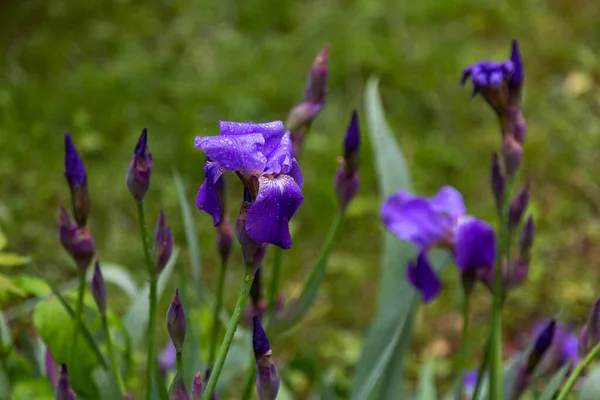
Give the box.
[195,121,304,250]
[381,185,496,302]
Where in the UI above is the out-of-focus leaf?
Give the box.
[0,229,6,251]
[86,262,138,299]
[122,248,179,347]
[319,370,335,400]
[0,274,25,297]
[0,311,11,349]
[418,360,437,400]
[272,212,343,336]
[12,275,50,297]
[33,296,100,399]
[578,364,600,400]
[10,378,53,400]
[0,252,31,267]
[538,362,571,400]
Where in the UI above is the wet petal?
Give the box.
[429,186,467,219]
[454,218,496,272]
[381,197,451,248]
[194,133,266,176]
[288,160,304,188]
[407,251,441,303]
[196,161,224,226]
[264,130,293,175]
[246,175,303,249]
[219,121,284,137]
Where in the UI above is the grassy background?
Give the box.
[2,0,600,396]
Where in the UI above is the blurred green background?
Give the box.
[2,0,600,397]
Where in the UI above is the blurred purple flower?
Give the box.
[45,348,58,387]
[195,121,304,249]
[381,186,495,301]
[529,320,578,376]
[64,133,90,227]
[407,251,441,303]
[191,372,202,400]
[159,342,176,375]
[90,260,106,316]
[153,210,174,275]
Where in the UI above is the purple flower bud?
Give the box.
[509,39,523,92]
[126,128,153,203]
[305,46,329,105]
[159,341,176,375]
[64,133,90,227]
[71,226,95,272]
[579,324,589,357]
[55,364,77,400]
[343,110,361,172]
[154,210,174,275]
[490,153,505,215]
[166,289,186,353]
[169,371,190,400]
[253,317,279,400]
[526,319,556,373]
[502,134,523,178]
[91,260,106,316]
[508,180,530,232]
[58,206,78,256]
[191,372,202,400]
[586,298,600,349]
[335,169,360,212]
[519,216,535,259]
[216,216,233,266]
[45,348,58,387]
[285,102,324,133]
[235,192,267,273]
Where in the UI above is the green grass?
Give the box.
[2,0,600,396]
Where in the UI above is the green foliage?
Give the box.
[538,362,572,400]
[578,365,600,400]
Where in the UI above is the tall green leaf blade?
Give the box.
[538,362,571,400]
[578,364,600,400]
[418,360,437,400]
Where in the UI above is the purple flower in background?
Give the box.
[153,210,173,275]
[407,251,441,303]
[381,186,495,301]
[528,320,578,376]
[90,260,106,316]
[195,121,304,249]
[64,133,90,227]
[159,342,176,375]
[45,348,58,387]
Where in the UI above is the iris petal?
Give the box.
[196,161,224,226]
[429,186,467,219]
[194,133,267,176]
[264,130,293,175]
[219,121,285,137]
[454,218,496,272]
[246,175,303,249]
[288,160,303,188]
[407,251,441,303]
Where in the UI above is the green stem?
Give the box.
[472,337,491,400]
[241,357,256,400]
[490,178,514,400]
[202,272,255,400]
[267,247,283,325]
[70,272,86,365]
[209,260,228,367]
[136,201,157,400]
[176,351,183,374]
[555,340,600,400]
[455,295,471,398]
[102,315,126,396]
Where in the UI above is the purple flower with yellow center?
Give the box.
[195,121,304,249]
[381,186,496,301]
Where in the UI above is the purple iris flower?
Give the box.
[195,121,304,249]
[381,186,496,301]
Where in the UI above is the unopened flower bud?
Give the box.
[508,39,523,101]
[45,348,58,387]
[526,319,556,373]
[154,210,174,275]
[253,316,280,400]
[55,364,76,400]
[91,260,106,316]
[519,216,535,260]
[71,226,95,271]
[286,102,324,133]
[586,298,600,349]
[58,206,78,256]
[490,153,505,215]
[305,46,329,105]
[126,128,153,203]
[502,134,523,178]
[335,169,360,212]
[236,190,267,273]
[343,110,361,173]
[169,371,190,400]
[508,180,530,232]
[191,372,202,400]
[166,289,186,353]
[64,133,90,227]
[216,216,233,265]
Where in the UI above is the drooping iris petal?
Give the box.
[407,251,441,303]
[194,133,267,176]
[196,161,224,226]
[264,130,293,176]
[246,175,303,249]
[429,186,467,219]
[381,198,452,248]
[288,160,304,188]
[454,218,496,272]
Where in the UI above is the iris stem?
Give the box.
[102,314,127,396]
[555,340,600,400]
[136,201,157,400]
[490,177,514,400]
[209,259,228,367]
[455,295,471,398]
[70,272,86,366]
[267,247,283,325]
[472,336,491,400]
[201,270,255,400]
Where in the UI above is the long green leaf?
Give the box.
[418,360,437,400]
[272,212,343,336]
[578,364,600,400]
[122,248,179,347]
[538,362,571,400]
